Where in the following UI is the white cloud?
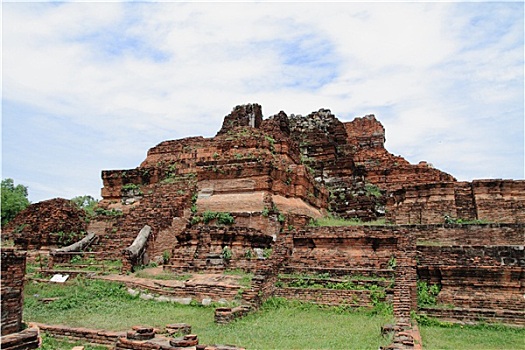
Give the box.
[2,2,523,202]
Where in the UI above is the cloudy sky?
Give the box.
[2,1,524,203]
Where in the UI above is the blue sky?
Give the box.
[2,1,524,203]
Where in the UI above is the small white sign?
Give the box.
[50,274,69,283]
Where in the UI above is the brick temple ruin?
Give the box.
[2,103,524,349]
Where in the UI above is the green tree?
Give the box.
[1,178,30,226]
[71,195,99,217]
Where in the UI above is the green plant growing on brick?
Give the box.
[70,255,82,264]
[162,250,172,264]
[216,212,235,225]
[221,246,233,261]
[387,256,397,269]
[263,248,272,259]
[202,211,217,224]
[122,183,141,192]
[200,211,234,225]
[245,249,253,260]
[190,216,201,225]
[191,204,198,214]
[417,281,441,307]
[444,215,489,225]
[265,135,276,152]
[364,183,382,198]
[94,207,123,217]
[51,231,81,246]
[262,207,270,217]
[308,218,320,227]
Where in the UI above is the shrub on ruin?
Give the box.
[364,183,382,198]
[217,212,235,225]
[202,210,217,224]
[417,281,441,307]
[221,246,233,261]
[162,250,172,264]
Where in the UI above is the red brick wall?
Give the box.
[273,288,376,307]
[1,248,26,336]
[289,226,400,270]
[413,223,524,246]
[416,223,524,320]
[387,180,525,224]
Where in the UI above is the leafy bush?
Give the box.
[364,183,382,198]
[217,212,235,225]
[1,178,30,226]
[162,250,172,264]
[221,246,233,261]
[444,215,489,225]
[202,211,217,224]
[417,281,441,307]
[122,183,141,191]
[199,211,235,225]
[94,207,123,217]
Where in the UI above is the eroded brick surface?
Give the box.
[3,198,87,249]
[1,248,26,336]
[387,180,525,224]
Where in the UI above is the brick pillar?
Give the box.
[1,248,27,336]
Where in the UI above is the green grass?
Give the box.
[310,217,387,227]
[420,323,525,350]
[24,278,392,349]
[26,278,525,350]
[40,333,107,350]
[203,299,392,349]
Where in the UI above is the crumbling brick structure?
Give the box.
[6,103,525,336]
[387,180,525,224]
[3,198,88,250]
[288,111,455,220]
[88,104,330,269]
[416,223,525,325]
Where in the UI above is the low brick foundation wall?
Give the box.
[273,287,378,307]
[214,306,252,324]
[121,279,242,303]
[0,327,39,350]
[33,323,124,345]
[419,307,525,326]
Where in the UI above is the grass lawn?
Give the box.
[420,323,525,350]
[40,333,107,350]
[24,278,392,349]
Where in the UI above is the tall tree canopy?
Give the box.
[1,178,30,226]
[71,195,99,217]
